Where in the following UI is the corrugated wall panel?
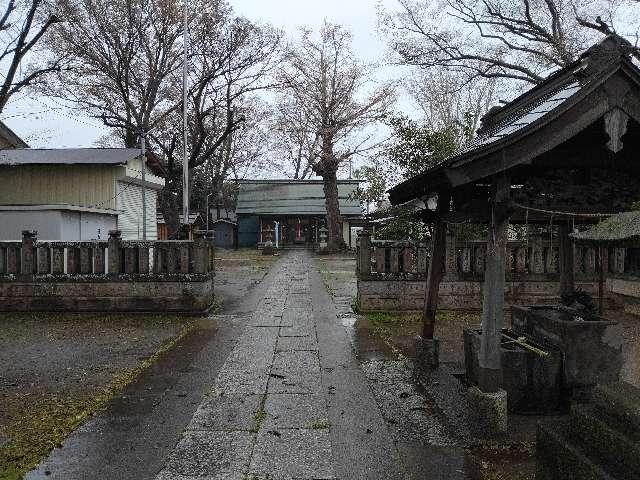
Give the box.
[0,165,117,208]
[115,182,158,240]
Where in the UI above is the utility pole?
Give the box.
[140,130,147,240]
[182,0,189,232]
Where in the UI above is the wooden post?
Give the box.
[478,176,510,393]
[422,192,450,340]
[559,221,575,297]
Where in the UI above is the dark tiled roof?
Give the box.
[236,179,362,216]
[454,81,581,157]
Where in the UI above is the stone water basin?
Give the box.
[511,305,624,397]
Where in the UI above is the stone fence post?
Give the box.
[108,230,122,275]
[21,230,37,276]
[356,230,371,278]
[191,230,208,274]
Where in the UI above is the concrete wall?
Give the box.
[357,279,601,311]
[0,209,116,240]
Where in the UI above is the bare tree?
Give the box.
[405,69,498,140]
[0,0,62,113]
[47,0,184,147]
[279,22,394,251]
[380,0,638,86]
[271,99,317,179]
[150,13,281,235]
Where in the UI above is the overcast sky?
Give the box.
[2,0,400,149]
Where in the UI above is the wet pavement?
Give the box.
[27,251,473,479]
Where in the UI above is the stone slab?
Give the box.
[158,431,253,478]
[276,335,318,352]
[248,429,335,479]
[263,394,328,429]
[268,351,321,394]
[188,393,263,431]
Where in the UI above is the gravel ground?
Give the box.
[0,247,276,480]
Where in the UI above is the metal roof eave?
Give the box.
[388,59,638,206]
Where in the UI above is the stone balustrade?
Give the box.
[0,230,216,313]
[356,232,627,282]
[0,230,215,278]
[356,230,629,312]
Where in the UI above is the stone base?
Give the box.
[0,277,215,313]
[467,386,508,437]
[415,336,439,369]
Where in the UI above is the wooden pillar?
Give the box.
[422,192,450,340]
[478,176,510,393]
[559,221,575,297]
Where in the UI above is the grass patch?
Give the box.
[307,420,330,430]
[0,320,197,480]
[252,408,267,433]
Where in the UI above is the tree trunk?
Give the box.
[322,169,344,251]
[158,183,180,239]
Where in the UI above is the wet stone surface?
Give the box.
[155,253,337,480]
[154,251,473,480]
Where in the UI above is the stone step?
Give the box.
[591,382,640,442]
[566,403,640,479]
[536,423,617,480]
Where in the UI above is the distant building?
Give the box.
[235,179,362,249]
[211,218,237,249]
[0,148,164,240]
[156,212,205,240]
[0,121,28,149]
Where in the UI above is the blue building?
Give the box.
[236,179,363,249]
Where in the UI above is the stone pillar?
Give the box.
[389,248,400,274]
[356,230,371,278]
[191,230,208,274]
[108,230,122,275]
[20,230,37,276]
[93,245,106,274]
[79,247,92,274]
[180,244,190,273]
[559,222,575,296]
[124,247,137,274]
[52,246,65,274]
[38,246,51,274]
[6,246,19,274]
[138,247,150,274]
[444,231,457,281]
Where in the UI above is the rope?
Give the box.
[513,203,615,218]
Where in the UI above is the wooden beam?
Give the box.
[422,192,450,339]
[478,175,511,393]
[559,221,575,297]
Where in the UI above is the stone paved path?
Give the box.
[154,251,467,480]
[155,253,337,479]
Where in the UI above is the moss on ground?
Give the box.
[0,320,196,480]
